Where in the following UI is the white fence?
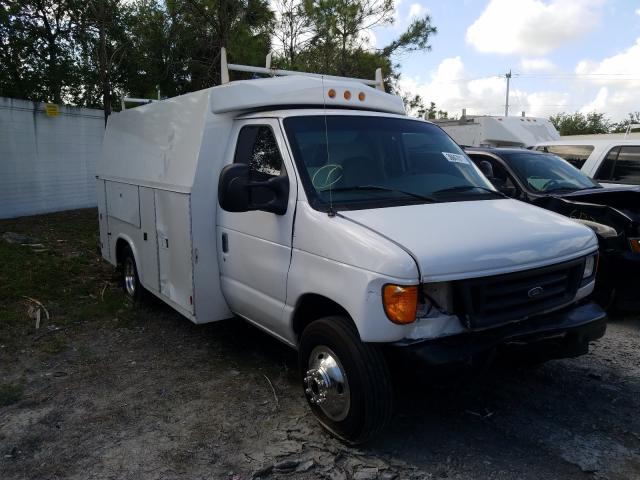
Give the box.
[0,97,104,219]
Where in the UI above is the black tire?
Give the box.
[298,315,394,444]
[121,245,143,302]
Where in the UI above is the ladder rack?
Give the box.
[220,47,385,92]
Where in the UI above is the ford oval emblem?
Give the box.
[528,286,544,298]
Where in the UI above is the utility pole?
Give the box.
[504,70,512,117]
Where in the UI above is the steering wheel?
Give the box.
[541,179,562,191]
[313,164,344,190]
[530,176,560,191]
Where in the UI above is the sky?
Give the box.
[370,0,640,120]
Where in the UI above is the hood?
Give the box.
[558,187,640,217]
[340,199,597,282]
[535,188,640,241]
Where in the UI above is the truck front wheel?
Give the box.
[299,316,394,444]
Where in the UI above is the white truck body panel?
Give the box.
[105,181,140,227]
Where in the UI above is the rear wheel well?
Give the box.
[292,294,354,341]
[115,238,130,266]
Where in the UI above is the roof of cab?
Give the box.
[208,75,406,116]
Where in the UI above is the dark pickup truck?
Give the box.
[466,147,640,311]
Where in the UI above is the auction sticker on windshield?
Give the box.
[442,152,469,164]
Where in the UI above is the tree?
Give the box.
[73,0,130,123]
[402,95,450,120]
[272,0,311,67]
[611,112,640,134]
[0,0,81,103]
[0,0,436,122]
[549,112,611,136]
[166,0,274,89]
[286,0,436,88]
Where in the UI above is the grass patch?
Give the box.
[0,209,132,357]
[0,383,24,406]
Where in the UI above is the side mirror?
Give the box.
[218,164,289,215]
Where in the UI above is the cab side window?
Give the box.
[535,145,593,169]
[234,126,285,181]
[595,147,620,181]
[611,146,640,184]
[468,154,519,195]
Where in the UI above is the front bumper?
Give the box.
[395,301,606,366]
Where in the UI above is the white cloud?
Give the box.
[526,91,570,116]
[575,38,640,87]
[636,8,640,16]
[360,29,378,49]
[466,0,603,56]
[399,56,570,118]
[580,87,609,113]
[575,38,640,118]
[408,3,427,19]
[519,58,557,72]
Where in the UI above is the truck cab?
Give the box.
[97,54,606,444]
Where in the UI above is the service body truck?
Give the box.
[97,56,606,443]
[435,114,560,148]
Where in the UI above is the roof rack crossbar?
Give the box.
[220,47,385,91]
[120,97,158,110]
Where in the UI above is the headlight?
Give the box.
[422,282,453,315]
[583,253,597,279]
[575,219,618,238]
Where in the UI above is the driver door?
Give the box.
[217,119,297,337]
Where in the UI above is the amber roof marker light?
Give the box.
[358,92,366,101]
[327,88,336,99]
[344,90,352,100]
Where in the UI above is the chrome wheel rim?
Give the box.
[124,258,136,297]
[304,346,350,421]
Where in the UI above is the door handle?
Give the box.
[221,233,229,253]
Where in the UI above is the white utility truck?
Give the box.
[435,114,560,148]
[97,51,606,443]
[534,138,640,188]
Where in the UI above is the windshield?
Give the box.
[502,151,600,193]
[283,115,497,211]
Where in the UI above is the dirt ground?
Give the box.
[1,209,640,480]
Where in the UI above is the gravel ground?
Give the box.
[1,210,640,480]
[2,310,640,480]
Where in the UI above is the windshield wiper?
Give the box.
[321,185,438,203]
[545,186,583,193]
[433,185,508,198]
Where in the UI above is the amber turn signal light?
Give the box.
[383,284,418,324]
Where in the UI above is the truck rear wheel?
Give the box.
[299,316,393,444]
[121,245,142,302]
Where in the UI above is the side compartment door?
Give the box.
[139,187,159,292]
[96,179,110,260]
[217,119,297,336]
[155,190,195,315]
